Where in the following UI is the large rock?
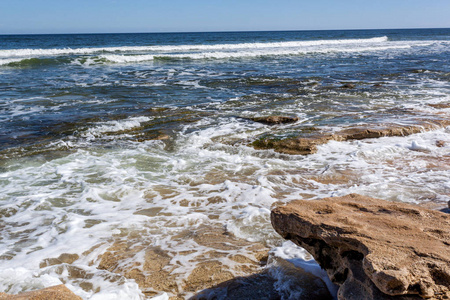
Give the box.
[271,194,450,299]
[0,285,82,300]
[252,120,450,155]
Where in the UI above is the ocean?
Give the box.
[0,28,449,299]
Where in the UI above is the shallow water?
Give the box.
[0,29,449,299]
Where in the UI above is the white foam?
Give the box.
[98,43,418,63]
[149,293,169,300]
[0,36,389,58]
[1,115,449,298]
[1,37,444,66]
[0,57,28,66]
[82,116,152,139]
[270,241,339,298]
[408,140,431,152]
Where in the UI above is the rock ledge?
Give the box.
[253,120,450,155]
[271,194,450,299]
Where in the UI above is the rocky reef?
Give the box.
[252,119,450,155]
[271,194,450,299]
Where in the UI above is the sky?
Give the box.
[0,0,449,34]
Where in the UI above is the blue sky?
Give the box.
[1,0,449,34]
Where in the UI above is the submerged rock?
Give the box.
[192,258,333,300]
[427,103,450,109]
[271,194,450,299]
[252,120,450,155]
[250,116,299,125]
[0,285,82,300]
[436,140,446,147]
[252,135,332,155]
[39,253,80,268]
[97,225,269,299]
[340,83,356,89]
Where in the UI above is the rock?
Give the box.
[250,116,299,125]
[252,135,332,155]
[252,120,450,155]
[192,258,333,300]
[191,271,280,300]
[428,103,450,109]
[271,194,450,300]
[40,253,79,268]
[0,285,82,300]
[341,83,356,89]
[436,140,446,147]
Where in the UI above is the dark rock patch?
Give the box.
[250,116,299,125]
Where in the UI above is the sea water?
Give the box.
[0,29,449,299]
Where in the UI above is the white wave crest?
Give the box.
[0,37,442,66]
[0,36,389,58]
[98,44,416,63]
[0,58,28,66]
[83,116,152,139]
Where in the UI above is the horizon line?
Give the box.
[1,26,449,36]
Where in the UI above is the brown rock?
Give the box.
[252,135,332,155]
[436,140,446,147]
[428,103,450,109]
[40,253,79,268]
[0,285,82,300]
[251,116,299,125]
[271,194,450,300]
[252,120,450,155]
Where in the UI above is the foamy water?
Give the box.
[0,35,447,66]
[1,29,449,299]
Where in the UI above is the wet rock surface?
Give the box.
[428,103,450,109]
[271,194,450,300]
[340,83,356,89]
[250,116,299,125]
[192,257,333,300]
[0,285,82,300]
[97,223,334,299]
[252,120,450,155]
[97,225,270,299]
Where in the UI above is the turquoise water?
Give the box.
[0,29,449,299]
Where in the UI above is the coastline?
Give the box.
[0,29,449,299]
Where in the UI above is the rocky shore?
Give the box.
[4,116,449,299]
